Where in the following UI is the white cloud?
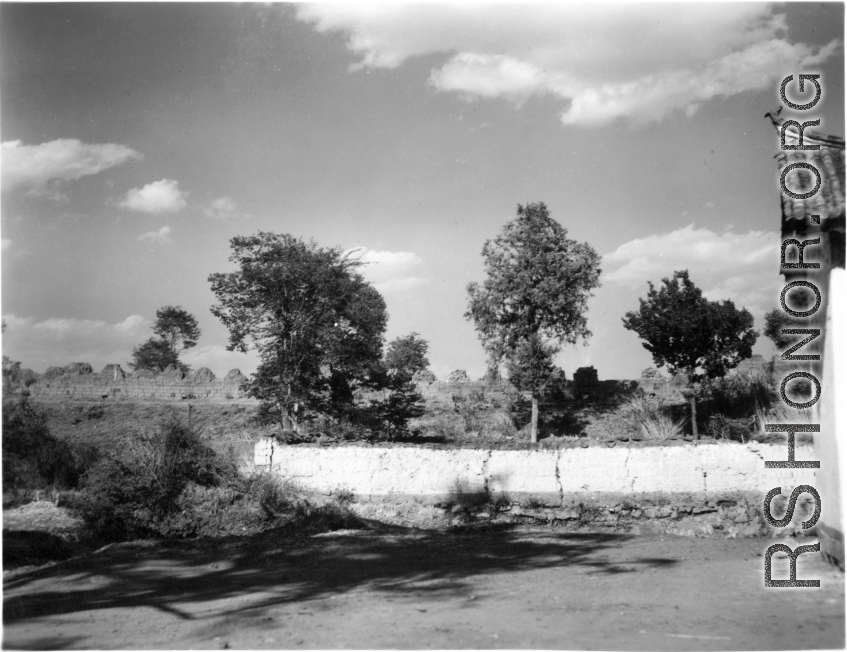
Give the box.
[345,247,428,293]
[203,196,250,220]
[2,314,259,377]
[2,313,152,372]
[181,345,259,377]
[297,4,837,128]
[138,225,172,243]
[120,179,187,214]
[1,139,142,193]
[603,224,780,316]
[114,314,147,332]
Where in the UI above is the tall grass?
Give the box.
[598,395,685,441]
[639,411,686,441]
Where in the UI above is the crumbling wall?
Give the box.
[28,362,249,401]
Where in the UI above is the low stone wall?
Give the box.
[255,440,819,537]
[28,362,250,401]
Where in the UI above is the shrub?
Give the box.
[706,414,753,442]
[593,395,685,441]
[452,389,490,433]
[78,417,234,540]
[487,410,519,438]
[413,409,465,439]
[697,373,776,420]
[2,397,97,497]
[639,412,686,441]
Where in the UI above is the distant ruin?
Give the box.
[17,355,788,404]
[26,362,249,401]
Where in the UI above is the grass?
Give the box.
[585,395,686,442]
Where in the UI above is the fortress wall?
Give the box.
[27,363,250,401]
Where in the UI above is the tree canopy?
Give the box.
[622,269,758,439]
[209,232,388,429]
[153,306,201,355]
[466,202,601,441]
[385,332,430,377]
[130,338,184,374]
[129,305,200,374]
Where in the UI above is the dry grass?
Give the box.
[585,396,685,442]
[639,412,686,441]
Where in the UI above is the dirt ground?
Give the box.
[3,524,843,651]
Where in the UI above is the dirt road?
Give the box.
[4,527,844,650]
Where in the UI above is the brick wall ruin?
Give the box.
[22,355,788,404]
[28,362,250,401]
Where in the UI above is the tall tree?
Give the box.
[129,306,200,374]
[465,202,601,443]
[385,332,430,376]
[622,270,758,440]
[209,232,388,431]
[153,306,201,356]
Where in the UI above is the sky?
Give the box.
[1,2,844,381]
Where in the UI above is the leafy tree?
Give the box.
[130,338,185,374]
[366,368,426,440]
[129,306,200,374]
[385,332,430,376]
[622,270,758,440]
[465,202,601,443]
[209,232,388,431]
[153,306,201,356]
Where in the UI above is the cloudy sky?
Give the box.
[2,3,843,381]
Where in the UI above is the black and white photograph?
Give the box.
[1,2,845,649]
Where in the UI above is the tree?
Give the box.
[209,232,388,431]
[153,306,201,356]
[385,332,430,376]
[504,335,559,431]
[622,270,758,440]
[129,306,200,374]
[130,338,184,374]
[465,202,602,443]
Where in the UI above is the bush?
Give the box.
[3,397,97,498]
[706,414,754,442]
[592,395,685,441]
[697,373,776,420]
[77,417,235,540]
[452,390,490,433]
[74,416,360,542]
[639,411,686,441]
[487,410,519,438]
[411,408,465,440]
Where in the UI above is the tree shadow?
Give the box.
[3,530,78,569]
[4,524,679,634]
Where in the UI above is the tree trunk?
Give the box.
[530,393,539,444]
[689,392,699,442]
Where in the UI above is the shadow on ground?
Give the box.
[4,523,677,628]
